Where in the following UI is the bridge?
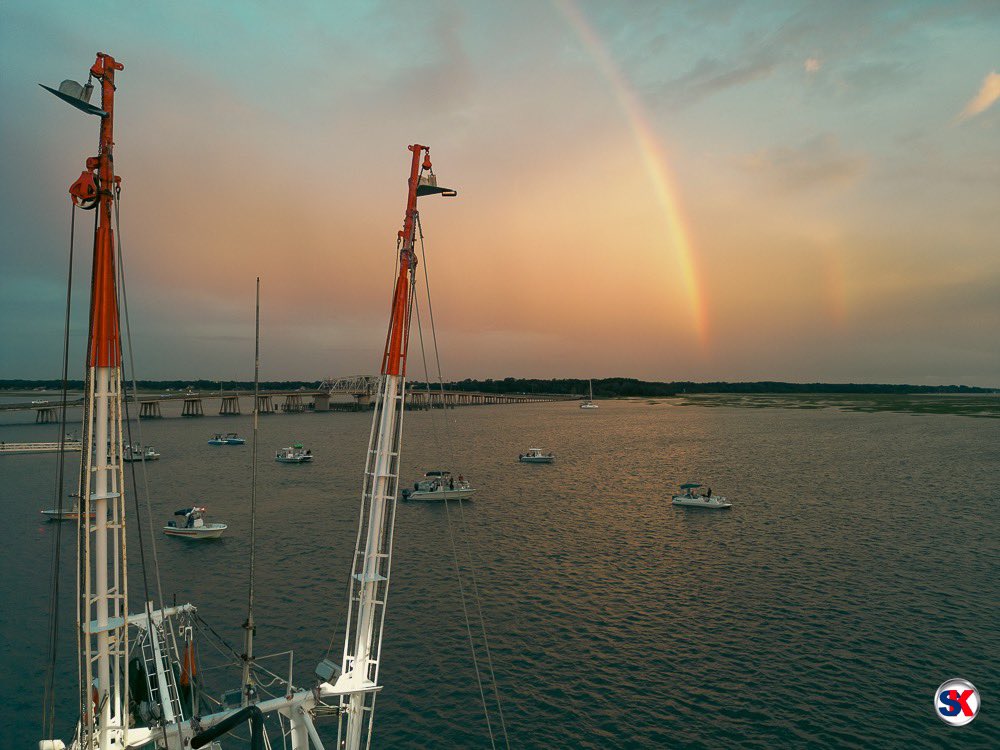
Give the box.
[1,378,574,420]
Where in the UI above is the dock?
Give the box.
[0,441,83,454]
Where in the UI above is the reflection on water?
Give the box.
[1,400,996,747]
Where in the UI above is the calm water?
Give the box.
[1,399,996,748]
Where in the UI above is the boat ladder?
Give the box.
[139,624,184,722]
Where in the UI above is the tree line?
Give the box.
[2,377,994,396]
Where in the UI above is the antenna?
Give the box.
[242,277,261,704]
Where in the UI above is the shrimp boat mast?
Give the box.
[41,54,201,750]
[182,146,457,749]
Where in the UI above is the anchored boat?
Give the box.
[580,378,599,409]
[671,482,732,509]
[402,470,476,500]
[519,448,555,463]
[122,442,160,461]
[164,506,227,539]
[40,493,97,521]
[275,443,313,463]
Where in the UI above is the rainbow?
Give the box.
[555,0,709,349]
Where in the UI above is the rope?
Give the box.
[443,498,495,750]
[415,211,510,747]
[243,276,261,697]
[42,202,77,739]
[115,183,192,749]
[456,499,510,749]
[113,186,168,615]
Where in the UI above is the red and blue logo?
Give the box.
[935,678,980,726]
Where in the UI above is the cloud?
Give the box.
[958,71,1000,121]
[804,57,821,73]
[738,134,867,191]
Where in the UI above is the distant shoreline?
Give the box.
[2,378,995,398]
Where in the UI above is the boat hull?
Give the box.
[275,456,313,463]
[403,488,476,501]
[41,509,96,520]
[519,456,554,463]
[671,496,731,509]
[163,523,227,539]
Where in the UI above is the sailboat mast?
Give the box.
[242,278,261,703]
[74,52,129,750]
[339,144,451,750]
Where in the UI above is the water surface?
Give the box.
[1,399,996,748]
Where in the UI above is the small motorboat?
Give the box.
[163,506,227,539]
[207,434,227,445]
[519,448,555,463]
[40,493,97,521]
[402,471,476,501]
[275,443,313,463]
[671,483,731,509]
[224,432,246,445]
[120,442,160,462]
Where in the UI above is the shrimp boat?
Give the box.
[40,57,470,747]
[671,482,732,509]
[163,506,227,539]
[519,448,555,463]
[580,378,599,409]
[401,470,476,500]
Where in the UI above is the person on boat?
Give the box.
[707,487,712,498]
[458,474,464,484]
[449,476,455,490]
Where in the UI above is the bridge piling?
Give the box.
[182,398,204,417]
[139,401,162,419]
[220,395,241,415]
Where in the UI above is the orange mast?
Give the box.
[85,53,124,369]
[381,144,429,377]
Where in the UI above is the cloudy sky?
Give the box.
[1,1,998,385]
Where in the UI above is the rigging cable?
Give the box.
[414,211,510,748]
[112,184,165,611]
[75,205,101,744]
[243,277,261,702]
[42,202,77,740]
[113,183,187,747]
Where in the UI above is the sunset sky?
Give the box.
[2,1,998,385]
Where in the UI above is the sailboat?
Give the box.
[580,378,599,408]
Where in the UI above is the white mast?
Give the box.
[335,144,456,750]
[40,53,131,750]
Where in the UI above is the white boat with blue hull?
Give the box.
[671,482,731,509]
